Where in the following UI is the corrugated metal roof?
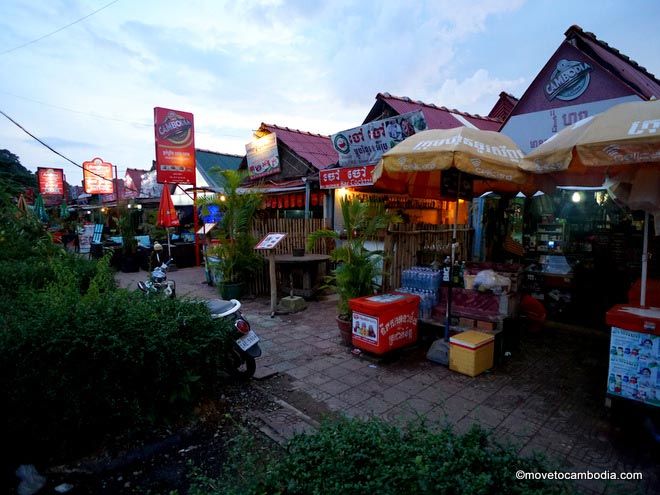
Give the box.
[566,25,660,100]
[196,148,243,190]
[374,93,502,131]
[260,123,337,171]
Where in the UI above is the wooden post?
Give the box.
[269,251,277,317]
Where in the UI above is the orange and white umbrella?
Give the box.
[523,99,660,306]
[373,127,530,198]
[522,99,660,185]
[373,127,531,341]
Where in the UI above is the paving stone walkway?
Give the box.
[116,267,660,495]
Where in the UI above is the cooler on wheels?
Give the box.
[605,305,660,408]
[348,293,420,355]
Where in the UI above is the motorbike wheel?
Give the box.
[226,349,256,380]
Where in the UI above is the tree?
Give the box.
[0,149,37,195]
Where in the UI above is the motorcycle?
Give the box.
[137,258,176,298]
[206,298,261,379]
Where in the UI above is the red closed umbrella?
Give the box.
[157,186,179,258]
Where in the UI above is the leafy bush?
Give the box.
[190,417,575,495]
[1,256,233,460]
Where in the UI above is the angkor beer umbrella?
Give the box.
[522,99,660,306]
[157,185,180,258]
[16,193,28,213]
[373,127,529,341]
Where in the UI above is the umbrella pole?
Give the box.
[167,228,172,260]
[444,174,461,341]
[641,211,649,307]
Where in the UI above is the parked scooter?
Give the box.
[137,258,176,298]
[206,299,261,379]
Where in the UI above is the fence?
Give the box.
[384,223,473,290]
[245,219,472,296]
[247,218,331,295]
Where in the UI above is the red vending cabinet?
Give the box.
[349,293,420,355]
[605,305,660,408]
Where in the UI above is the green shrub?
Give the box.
[1,256,233,460]
[190,417,575,495]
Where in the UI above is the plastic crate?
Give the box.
[449,331,494,377]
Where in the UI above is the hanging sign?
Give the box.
[246,133,280,179]
[37,167,65,197]
[320,165,376,189]
[83,157,115,194]
[331,110,427,167]
[154,107,196,185]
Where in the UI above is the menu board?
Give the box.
[255,232,287,250]
[607,327,660,407]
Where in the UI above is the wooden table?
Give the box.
[274,254,330,298]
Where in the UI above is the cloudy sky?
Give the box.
[1,0,659,185]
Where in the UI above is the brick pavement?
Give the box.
[116,267,660,495]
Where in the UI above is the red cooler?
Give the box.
[349,293,420,355]
[605,305,660,408]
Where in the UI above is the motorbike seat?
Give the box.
[206,299,238,316]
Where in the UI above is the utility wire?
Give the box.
[1,91,248,138]
[0,108,140,194]
[0,0,121,56]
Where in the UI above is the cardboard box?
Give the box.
[476,320,496,331]
[459,317,476,328]
[449,330,495,377]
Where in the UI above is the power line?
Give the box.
[0,0,122,56]
[0,108,139,194]
[1,91,250,138]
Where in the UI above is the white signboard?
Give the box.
[255,232,287,250]
[79,223,95,254]
[607,327,660,407]
[246,133,280,179]
[501,95,640,153]
[331,110,427,167]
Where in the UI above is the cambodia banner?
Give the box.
[246,133,280,179]
[37,167,64,197]
[83,157,115,194]
[320,165,376,189]
[331,110,427,167]
[154,107,196,184]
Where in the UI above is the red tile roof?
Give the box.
[372,93,502,131]
[488,92,519,121]
[565,25,660,100]
[259,123,337,171]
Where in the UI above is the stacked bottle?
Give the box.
[398,266,441,320]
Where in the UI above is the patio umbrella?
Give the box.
[522,98,660,306]
[373,126,530,341]
[33,193,48,222]
[157,185,180,258]
[59,200,69,219]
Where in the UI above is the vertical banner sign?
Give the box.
[37,167,65,199]
[331,110,427,167]
[246,133,280,179]
[154,107,196,185]
[83,158,115,194]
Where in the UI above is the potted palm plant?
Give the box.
[118,208,140,273]
[198,170,263,299]
[306,197,402,345]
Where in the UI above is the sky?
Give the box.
[1,0,659,186]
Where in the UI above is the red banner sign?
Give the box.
[154,107,196,185]
[320,165,376,189]
[37,167,64,197]
[83,157,115,194]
